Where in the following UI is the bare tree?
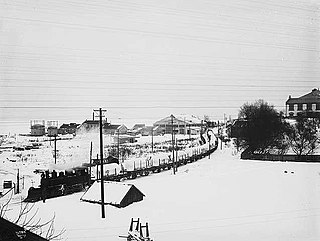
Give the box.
[288,117,319,157]
[0,192,65,240]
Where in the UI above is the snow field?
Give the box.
[2,143,319,241]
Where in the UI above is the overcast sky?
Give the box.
[0,0,319,133]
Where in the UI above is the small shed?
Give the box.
[0,217,49,241]
[80,181,145,208]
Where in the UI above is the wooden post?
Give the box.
[98,108,106,218]
[208,133,211,159]
[151,127,154,153]
[16,169,20,194]
[96,154,99,180]
[171,115,175,175]
[54,135,57,164]
[117,129,120,162]
[89,141,93,185]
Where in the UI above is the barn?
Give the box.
[0,217,49,241]
[80,181,145,208]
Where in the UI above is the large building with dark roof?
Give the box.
[286,88,320,118]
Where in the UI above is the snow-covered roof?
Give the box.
[286,88,320,104]
[81,181,144,206]
[154,114,202,126]
[175,114,202,124]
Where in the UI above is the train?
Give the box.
[24,166,90,202]
[25,134,218,202]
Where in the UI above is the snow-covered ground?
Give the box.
[0,133,201,195]
[2,139,320,241]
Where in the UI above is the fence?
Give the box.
[241,150,320,163]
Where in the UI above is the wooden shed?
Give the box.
[80,181,145,208]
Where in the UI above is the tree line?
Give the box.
[234,100,319,157]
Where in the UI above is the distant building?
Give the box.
[58,123,80,135]
[153,114,203,135]
[132,124,146,130]
[128,124,155,136]
[77,120,100,134]
[140,126,154,136]
[30,124,45,136]
[227,119,247,138]
[77,120,128,135]
[47,126,58,137]
[112,134,139,144]
[286,88,320,118]
[104,124,128,135]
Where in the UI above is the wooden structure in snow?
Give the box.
[0,217,48,241]
[119,218,153,241]
[80,181,145,208]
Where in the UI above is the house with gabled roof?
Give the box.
[286,88,320,118]
[58,123,80,135]
[153,114,203,135]
[104,124,128,135]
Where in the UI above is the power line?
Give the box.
[2,16,319,53]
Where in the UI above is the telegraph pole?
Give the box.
[171,115,175,175]
[89,141,93,185]
[151,127,154,153]
[94,108,107,219]
[208,130,211,159]
[117,129,120,162]
[54,135,57,164]
[17,169,20,194]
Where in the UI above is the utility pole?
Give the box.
[175,138,178,173]
[151,127,154,153]
[16,169,20,194]
[96,154,99,180]
[54,135,57,164]
[208,130,211,159]
[89,141,93,185]
[117,129,120,162]
[94,108,107,219]
[171,115,175,175]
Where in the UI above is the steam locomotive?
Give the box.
[25,166,90,202]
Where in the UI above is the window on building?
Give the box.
[297,104,303,110]
[307,103,312,110]
[303,104,307,110]
[317,103,320,110]
[288,104,294,111]
[312,104,316,110]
